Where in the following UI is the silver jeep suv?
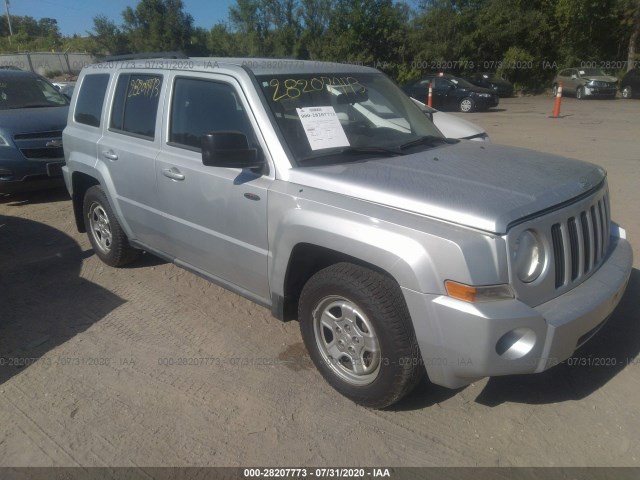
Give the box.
[62,56,632,408]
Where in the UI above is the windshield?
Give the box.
[0,75,68,110]
[579,68,606,77]
[256,72,443,165]
[449,77,476,89]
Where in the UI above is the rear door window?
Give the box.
[110,73,162,140]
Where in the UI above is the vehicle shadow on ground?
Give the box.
[0,186,69,206]
[0,214,124,385]
[122,251,168,269]
[391,267,640,411]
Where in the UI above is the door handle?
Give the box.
[102,150,118,161]
[162,167,185,181]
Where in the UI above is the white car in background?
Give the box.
[411,98,490,142]
[345,86,490,143]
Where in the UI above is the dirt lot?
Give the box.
[1,95,639,467]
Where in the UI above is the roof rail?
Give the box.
[101,51,188,62]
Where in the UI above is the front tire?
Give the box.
[298,263,423,408]
[83,185,140,267]
[622,86,632,99]
[459,97,475,113]
[552,84,558,97]
[576,86,585,99]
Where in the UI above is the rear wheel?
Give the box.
[83,185,140,267]
[459,97,475,113]
[552,84,558,97]
[622,86,632,99]
[298,262,424,408]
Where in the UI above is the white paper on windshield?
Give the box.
[296,106,350,151]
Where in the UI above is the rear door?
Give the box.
[96,72,166,246]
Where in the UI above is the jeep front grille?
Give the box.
[551,192,610,288]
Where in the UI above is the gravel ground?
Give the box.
[0,94,639,467]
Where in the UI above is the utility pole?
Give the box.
[4,0,13,44]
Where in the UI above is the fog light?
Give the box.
[496,328,536,359]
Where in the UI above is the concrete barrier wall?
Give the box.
[0,52,96,76]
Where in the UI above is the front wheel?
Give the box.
[576,86,585,99]
[552,84,558,97]
[622,86,632,99]
[298,263,424,408]
[83,185,140,267]
[459,97,475,113]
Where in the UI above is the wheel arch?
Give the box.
[275,243,403,321]
[71,171,100,233]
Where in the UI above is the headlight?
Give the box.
[0,134,11,147]
[478,93,492,97]
[512,229,545,283]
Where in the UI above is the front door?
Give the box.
[155,73,272,301]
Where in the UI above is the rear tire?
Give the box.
[298,262,424,408]
[83,185,140,267]
[552,84,558,97]
[622,86,632,99]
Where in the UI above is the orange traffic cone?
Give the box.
[553,81,563,118]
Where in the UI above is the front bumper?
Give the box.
[584,86,617,97]
[474,95,499,109]
[402,233,632,389]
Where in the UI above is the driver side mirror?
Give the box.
[201,132,263,169]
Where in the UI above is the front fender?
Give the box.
[268,185,508,298]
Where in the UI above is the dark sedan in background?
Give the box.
[0,70,68,194]
[467,72,514,97]
[403,74,499,112]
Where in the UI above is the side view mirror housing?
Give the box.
[201,132,263,169]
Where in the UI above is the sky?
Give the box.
[6,0,238,36]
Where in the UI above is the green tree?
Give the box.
[618,0,640,71]
[321,0,411,78]
[90,15,128,55]
[122,0,195,52]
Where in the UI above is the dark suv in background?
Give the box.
[403,74,499,112]
[0,70,68,194]
[467,72,514,97]
[620,68,640,99]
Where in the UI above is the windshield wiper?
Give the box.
[299,146,403,164]
[399,135,451,151]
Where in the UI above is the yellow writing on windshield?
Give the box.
[270,76,364,102]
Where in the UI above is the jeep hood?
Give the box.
[287,141,606,234]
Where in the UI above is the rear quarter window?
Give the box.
[110,73,162,140]
[74,74,110,127]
